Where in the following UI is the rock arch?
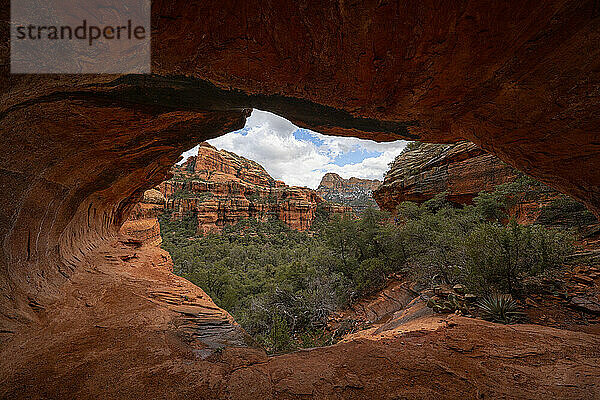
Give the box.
[1,1,599,397]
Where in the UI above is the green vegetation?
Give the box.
[476,294,522,324]
[395,192,574,295]
[160,182,578,352]
[403,141,424,153]
[160,213,355,353]
[427,293,470,315]
[247,192,278,205]
[537,194,598,229]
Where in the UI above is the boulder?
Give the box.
[569,297,600,315]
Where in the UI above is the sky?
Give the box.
[180,110,407,189]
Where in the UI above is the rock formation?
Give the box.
[374,142,517,208]
[1,1,600,398]
[374,141,599,228]
[159,143,351,233]
[119,189,166,246]
[316,173,381,213]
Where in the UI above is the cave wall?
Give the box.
[0,0,599,330]
[0,87,249,327]
[149,0,600,214]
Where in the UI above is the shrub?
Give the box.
[404,141,423,153]
[537,195,598,229]
[423,192,451,213]
[463,220,573,294]
[395,201,423,222]
[473,191,506,222]
[267,314,294,353]
[394,193,574,296]
[427,294,470,315]
[160,181,576,352]
[476,294,522,324]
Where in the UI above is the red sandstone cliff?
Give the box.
[316,173,381,213]
[374,142,600,229]
[374,142,538,221]
[374,142,518,208]
[159,143,351,233]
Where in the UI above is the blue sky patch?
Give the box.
[237,127,251,136]
[332,148,382,166]
[293,129,324,146]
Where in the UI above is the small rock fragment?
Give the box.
[525,298,538,308]
[452,284,465,294]
[571,274,594,285]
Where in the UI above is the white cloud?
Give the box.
[182,110,407,188]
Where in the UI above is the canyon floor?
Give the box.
[1,234,599,399]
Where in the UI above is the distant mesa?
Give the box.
[157,142,351,233]
[316,173,381,214]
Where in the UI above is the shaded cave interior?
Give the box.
[1,2,600,396]
[1,72,598,335]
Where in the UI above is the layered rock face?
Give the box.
[316,173,381,213]
[374,142,600,229]
[159,143,351,233]
[1,1,600,398]
[119,189,166,246]
[374,142,518,209]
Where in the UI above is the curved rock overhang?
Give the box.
[0,1,599,393]
[1,0,600,317]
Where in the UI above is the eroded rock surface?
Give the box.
[374,141,600,231]
[374,142,518,208]
[1,1,600,398]
[2,253,599,400]
[119,189,166,247]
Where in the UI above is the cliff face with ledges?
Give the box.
[160,143,351,233]
[317,173,381,213]
[374,142,519,209]
[374,142,600,229]
[119,189,166,247]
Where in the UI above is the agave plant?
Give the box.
[476,294,522,324]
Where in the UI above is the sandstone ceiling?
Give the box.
[0,2,600,396]
[1,0,599,311]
